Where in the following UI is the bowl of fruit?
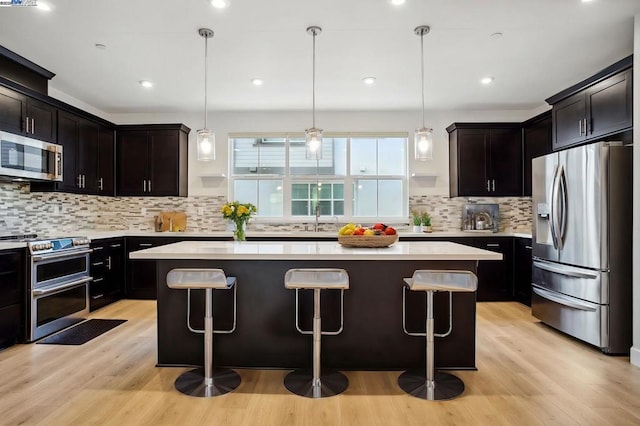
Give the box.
[337,223,398,248]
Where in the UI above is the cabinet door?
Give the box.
[473,238,513,301]
[457,130,489,196]
[106,240,124,299]
[586,69,633,139]
[552,93,586,151]
[78,118,99,194]
[89,242,109,311]
[97,126,114,195]
[126,239,162,299]
[0,86,26,134]
[523,114,552,196]
[26,98,57,143]
[56,110,80,192]
[514,238,532,306]
[0,249,25,349]
[489,128,522,196]
[117,131,149,196]
[148,130,179,196]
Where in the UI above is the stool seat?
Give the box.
[403,270,477,292]
[167,268,236,290]
[284,268,349,290]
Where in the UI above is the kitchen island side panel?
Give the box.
[155,259,477,370]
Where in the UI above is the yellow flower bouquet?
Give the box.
[221,201,257,241]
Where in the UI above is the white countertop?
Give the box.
[129,240,503,261]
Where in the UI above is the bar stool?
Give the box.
[284,268,349,398]
[166,268,241,398]
[400,270,478,400]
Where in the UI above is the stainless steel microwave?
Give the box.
[0,131,63,181]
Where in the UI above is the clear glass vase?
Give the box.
[233,220,246,241]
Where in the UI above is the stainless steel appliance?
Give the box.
[531,141,632,353]
[27,237,92,342]
[0,131,63,182]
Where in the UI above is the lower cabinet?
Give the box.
[471,238,514,302]
[0,249,25,350]
[90,238,124,311]
[514,238,533,306]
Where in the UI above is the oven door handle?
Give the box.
[32,248,93,262]
[32,276,93,297]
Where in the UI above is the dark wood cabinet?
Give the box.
[117,124,189,197]
[448,123,522,197]
[125,237,177,299]
[522,111,552,196]
[90,238,124,311]
[0,85,56,142]
[472,238,513,302]
[514,238,532,306]
[0,248,25,350]
[548,58,632,151]
[39,110,115,195]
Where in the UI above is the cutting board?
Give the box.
[155,211,187,232]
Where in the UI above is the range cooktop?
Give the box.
[0,233,39,242]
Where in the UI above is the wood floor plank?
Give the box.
[1,299,640,425]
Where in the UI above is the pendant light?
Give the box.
[197,28,215,161]
[414,25,433,161]
[305,26,323,160]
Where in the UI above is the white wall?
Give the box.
[631,14,640,368]
[109,108,539,197]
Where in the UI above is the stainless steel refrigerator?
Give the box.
[531,141,632,354]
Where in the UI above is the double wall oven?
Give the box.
[27,237,92,342]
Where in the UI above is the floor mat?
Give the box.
[37,319,127,345]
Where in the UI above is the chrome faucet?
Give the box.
[314,204,321,232]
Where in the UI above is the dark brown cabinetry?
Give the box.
[548,58,632,151]
[0,85,57,142]
[48,110,114,195]
[471,237,514,302]
[522,111,552,196]
[0,249,25,350]
[89,238,124,311]
[514,238,532,306]
[448,123,522,197]
[125,237,175,299]
[117,124,189,197]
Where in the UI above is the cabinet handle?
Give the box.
[92,246,104,251]
[148,180,152,192]
[584,118,590,135]
[31,118,35,134]
[25,116,29,133]
[91,261,104,266]
[93,277,104,283]
[82,174,86,188]
[98,178,104,191]
[106,256,112,270]
[486,180,490,192]
[92,294,104,300]
[139,243,153,247]
[525,245,532,250]
[492,179,495,192]
[143,180,147,192]
[486,243,500,248]
[77,174,82,188]
[110,243,121,248]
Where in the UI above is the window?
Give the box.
[229,133,407,221]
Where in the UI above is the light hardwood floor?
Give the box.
[1,300,639,425]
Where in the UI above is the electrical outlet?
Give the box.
[198,207,204,216]
[141,207,146,216]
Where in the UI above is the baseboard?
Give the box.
[631,346,640,368]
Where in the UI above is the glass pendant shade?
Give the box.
[197,128,215,161]
[305,127,323,160]
[414,127,433,161]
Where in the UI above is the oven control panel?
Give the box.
[28,237,90,254]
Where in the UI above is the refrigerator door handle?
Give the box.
[549,165,560,249]
[557,165,568,249]
[533,260,599,279]
[532,286,597,312]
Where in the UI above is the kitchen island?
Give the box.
[130,240,501,370]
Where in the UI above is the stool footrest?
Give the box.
[284,368,348,398]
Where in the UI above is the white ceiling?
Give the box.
[0,0,638,114]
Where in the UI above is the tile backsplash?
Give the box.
[0,183,532,235]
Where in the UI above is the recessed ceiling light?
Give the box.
[489,32,503,39]
[211,0,229,8]
[139,80,154,88]
[480,76,495,85]
[581,0,594,2]
[362,77,376,85]
[389,0,406,5]
[251,78,264,86]
[94,43,107,50]
[37,2,51,11]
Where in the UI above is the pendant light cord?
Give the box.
[420,31,425,129]
[204,35,208,129]
[312,29,316,128]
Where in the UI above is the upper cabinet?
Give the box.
[522,111,552,196]
[547,56,632,151]
[116,124,189,197]
[0,85,57,143]
[447,123,522,197]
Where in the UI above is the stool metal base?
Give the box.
[398,369,465,400]
[175,367,241,397]
[284,368,349,398]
